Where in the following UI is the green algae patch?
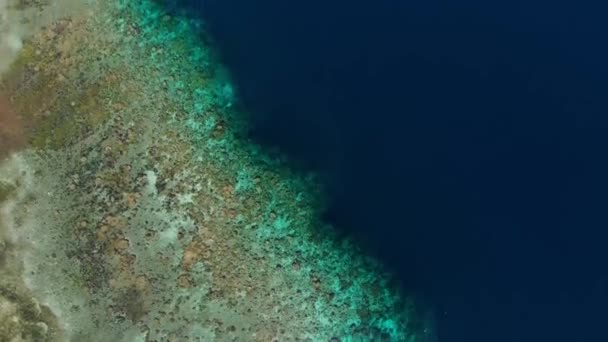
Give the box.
[0,281,65,342]
[0,181,15,203]
[1,10,137,151]
[4,61,119,150]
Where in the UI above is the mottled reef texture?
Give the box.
[0,95,26,160]
[0,1,427,341]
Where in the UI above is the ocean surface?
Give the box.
[168,1,608,341]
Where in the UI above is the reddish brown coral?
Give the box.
[0,95,26,160]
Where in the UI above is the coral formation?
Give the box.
[0,0,429,341]
[0,94,27,160]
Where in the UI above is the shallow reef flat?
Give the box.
[0,1,424,341]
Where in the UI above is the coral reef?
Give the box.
[0,95,27,160]
[0,0,428,341]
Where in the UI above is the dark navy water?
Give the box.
[166,1,608,341]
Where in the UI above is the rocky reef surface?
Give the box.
[0,1,426,341]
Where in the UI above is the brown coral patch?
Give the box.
[0,95,27,160]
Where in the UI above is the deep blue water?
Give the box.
[166,1,608,341]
